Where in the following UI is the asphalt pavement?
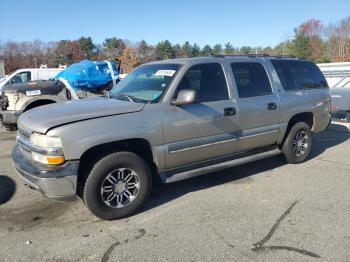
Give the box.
[0,123,349,262]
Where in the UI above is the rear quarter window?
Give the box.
[271,60,328,91]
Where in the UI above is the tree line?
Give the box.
[1,16,349,74]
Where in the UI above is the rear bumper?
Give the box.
[11,144,79,200]
[0,110,22,125]
[314,112,332,133]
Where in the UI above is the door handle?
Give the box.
[267,103,277,110]
[224,107,236,116]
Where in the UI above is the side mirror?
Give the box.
[172,89,196,106]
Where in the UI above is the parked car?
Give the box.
[0,68,63,92]
[12,55,331,220]
[0,60,120,130]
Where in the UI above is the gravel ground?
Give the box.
[0,123,349,262]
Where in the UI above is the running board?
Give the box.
[161,148,281,183]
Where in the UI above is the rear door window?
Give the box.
[271,60,328,91]
[231,62,272,98]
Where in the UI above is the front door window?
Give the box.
[10,72,31,84]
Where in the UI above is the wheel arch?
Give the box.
[76,138,158,196]
[279,112,314,148]
[24,99,56,112]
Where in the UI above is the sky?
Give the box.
[1,0,349,47]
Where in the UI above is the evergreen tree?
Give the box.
[224,42,234,55]
[103,37,125,59]
[291,28,311,59]
[240,46,252,54]
[201,45,213,56]
[137,40,153,62]
[182,41,192,57]
[172,43,183,57]
[155,40,175,60]
[191,43,201,57]
[79,36,96,59]
[212,44,223,55]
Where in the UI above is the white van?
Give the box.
[0,68,63,91]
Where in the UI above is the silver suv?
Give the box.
[12,55,331,220]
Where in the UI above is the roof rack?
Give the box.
[214,54,298,59]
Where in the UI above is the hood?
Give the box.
[2,80,65,95]
[18,97,145,134]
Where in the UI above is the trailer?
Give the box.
[318,62,350,121]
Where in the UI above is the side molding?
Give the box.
[160,146,280,183]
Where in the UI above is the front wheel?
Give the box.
[83,151,152,220]
[282,122,312,164]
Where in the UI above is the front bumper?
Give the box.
[0,110,22,125]
[11,144,79,200]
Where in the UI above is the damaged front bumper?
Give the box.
[12,144,79,200]
[0,109,22,125]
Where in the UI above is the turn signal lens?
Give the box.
[47,156,65,165]
[32,152,65,165]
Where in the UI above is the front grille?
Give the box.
[19,143,32,158]
[18,128,31,141]
[17,128,32,159]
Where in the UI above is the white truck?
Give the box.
[0,68,63,92]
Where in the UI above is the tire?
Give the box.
[83,151,152,220]
[282,122,312,164]
[346,112,350,122]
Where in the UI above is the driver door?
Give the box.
[162,63,239,169]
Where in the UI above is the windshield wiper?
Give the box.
[110,93,150,104]
[111,93,135,102]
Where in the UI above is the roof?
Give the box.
[146,54,301,66]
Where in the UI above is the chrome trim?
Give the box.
[17,136,64,156]
[164,148,281,183]
[239,130,279,140]
[169,137,238,154]
[168,129,279,154]
[18,128,31,140]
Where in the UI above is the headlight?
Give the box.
[29,133,65,165]
[30,133,63,148]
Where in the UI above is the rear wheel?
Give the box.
[83,151,152,220]
[282,122,312,164]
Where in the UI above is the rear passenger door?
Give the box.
[230,61,281,151]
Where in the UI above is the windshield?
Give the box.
[110,63,181,103]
